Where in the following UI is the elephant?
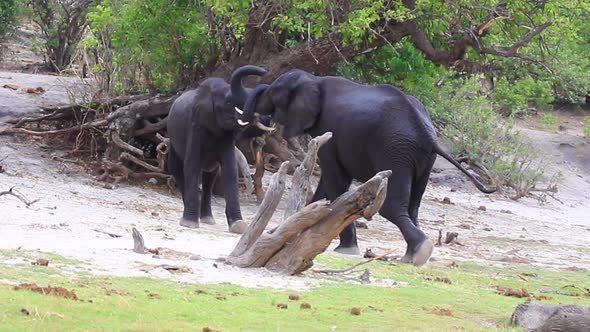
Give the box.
[242,69,495,265]
[166,65,272,234]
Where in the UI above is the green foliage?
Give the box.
[493,77,554,115]
[0,0,19,39]
[27,0,96,71]
[540,113,558,130]
[88,0,216,92]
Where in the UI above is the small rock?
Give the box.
[482,227,493,231]
[215,295,226,301]
[34,258,49,266]
[300,303,312,309]
[190,254,203,260]
[202,327,220,332]
[442,197,452,204]
[277,303,288,309]
[450,188,457,192]
[148,178,158,185]
[478,205,487,211]
[500,209,513,214]
[20,308,30,316]
[212,263,218,268]
[458,223,473,230]
[151,212,159,217]
[354,221,369,229]
[288,294,300,301]
[360,269,372,284]
[350,307,362,315]
[522,227,527,231]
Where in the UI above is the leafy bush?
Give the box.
[493,77,554,115]
[431,78,545,198]
[0,0,19,39]
[540,114,558,130]
[27,0,95,71]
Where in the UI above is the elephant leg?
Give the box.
[168,147,185,201]
[313,149,355,254]
[200,170,218,225]
[179,139,202,229]
[220,141,246,234]
[409,156,435,227]
[379,170,433,267]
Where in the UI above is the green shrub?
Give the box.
[540,113,558,130]
[0,0,19,39]
[428,78,545,198]
[493,77,554,115]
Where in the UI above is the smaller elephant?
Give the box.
[166,65,270,233]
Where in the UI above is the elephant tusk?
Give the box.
[237,119,249,126]
[255,122,276,132]
[234,107,243,115]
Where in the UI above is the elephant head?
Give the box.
[195,65,275,135]
[242,69,321,138]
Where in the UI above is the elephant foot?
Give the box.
[400,251,413,264]
[179,218,200,229]
[401,239,433,266]
[334,245,360,256]
[229,220,248,234]
[200,216,216,225]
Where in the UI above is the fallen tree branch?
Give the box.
[284,132,332,220]
[0,119,107,136]
[112,132,143,156]
[0,187,40,206]
[312,248,398,275]
[228,169,391,275]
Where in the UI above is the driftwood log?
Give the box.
[283,132,332,221]
[511,301,590,331]
[228,150,391,275]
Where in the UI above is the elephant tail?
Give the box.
[433,142,497,194]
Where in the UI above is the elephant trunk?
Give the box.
[230,65,267,109]
[242,84,270,123]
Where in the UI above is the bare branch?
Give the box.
[0,187,40,207]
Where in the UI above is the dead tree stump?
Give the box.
[283,132,332,221]
[228,168,391,275]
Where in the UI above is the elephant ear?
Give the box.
[271,71,321,138]
[195,79,224,136]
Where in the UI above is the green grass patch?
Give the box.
[1,250,589,331]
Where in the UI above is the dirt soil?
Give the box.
[1,27,590,291]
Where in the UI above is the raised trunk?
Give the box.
[229,65,267,109]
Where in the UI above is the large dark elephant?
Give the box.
[242,69,495,265]
[167,65,271,234]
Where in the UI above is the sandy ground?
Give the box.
[1,28,590,290]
